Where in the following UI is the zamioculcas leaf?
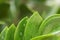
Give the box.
[31,31,60,40]
[14,17,28,40]
[39,14,60,35]
[0,26,8,40]
[24,12,43,40]
[5,24,16,40]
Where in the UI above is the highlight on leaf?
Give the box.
[31,31,60,40]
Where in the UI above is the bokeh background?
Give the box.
[0,0,60,32]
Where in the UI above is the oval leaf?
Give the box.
[14,17,28,40]
[0,26,8,40]
[39,14,60,35]
[5,24,16,40]
[24,12,43,40]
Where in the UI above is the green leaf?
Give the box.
[24,12,43,40]
[39,14,60,35]
[14,17,28,40]
[31,34,53,40]
[0,26,8,40]
[5,24,16,40]
[31,31,60,40]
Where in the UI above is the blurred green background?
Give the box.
[0,0,60,32]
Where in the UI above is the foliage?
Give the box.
[0,0,60,40]
[0,11,60,40]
